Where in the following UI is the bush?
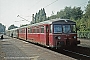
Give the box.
[77,31,90,39]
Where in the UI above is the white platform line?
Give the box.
[4,56,39,60]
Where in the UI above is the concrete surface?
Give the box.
[0,35,76,60]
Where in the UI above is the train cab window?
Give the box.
[54,25,62,33]
[71,25,76,33]
[63,25,76,33]
[63,25,71,33]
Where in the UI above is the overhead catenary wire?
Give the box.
[17,0,88,22]
[17,15,30,22]
[44,0,58,8]
[28,0,42,10]
[31,0,42,7]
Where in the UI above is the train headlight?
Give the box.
[74,36,76,39]
[55,36,61,40]
[58,36,61,40]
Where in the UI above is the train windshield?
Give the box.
[54,25,62,33]
[53,24,76,33]
[63,25,76,33]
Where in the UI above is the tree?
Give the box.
[56,6,83,20]
[85,0,90,18]
[64,6,72,19]
[57,10,65,19]
[20,24,28,27]
[0,23,6,33]
[42,8,46,21]
[8,24,18,30]
[71,7,83,20]
[34,8,47,23]
[49,11,57,19]
[83,0,90,30]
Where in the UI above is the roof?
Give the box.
[28,18,72,27]
[6,18,76,30]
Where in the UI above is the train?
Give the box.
[6,18,80,48]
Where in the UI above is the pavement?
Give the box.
[0,35,76,60]
[78,38,90,48]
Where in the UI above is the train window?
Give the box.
[33,29,35,33]
[37,28,39,33]
[28,28,32,33]
[35,29,37,33]
[32,27,39,33]
[19,29,22,33]
[22,29,25,33]
[63,25,71,33]
[54,25,62,33]
[71,25,76,33]
[41,26,44,33]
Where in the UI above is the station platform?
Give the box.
[0,35,76,60]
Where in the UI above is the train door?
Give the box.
[26,28,27,40]
[17,29,19,38]
[46,25,49,46]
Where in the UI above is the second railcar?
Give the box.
[18,26,27,40]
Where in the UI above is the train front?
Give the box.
[51,19,80,48]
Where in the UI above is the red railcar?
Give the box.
[18,26,27,40]
[6,19,80,48]
[25,19,80,48]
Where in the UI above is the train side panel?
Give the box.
[27,33,40,43]
[27,25,48,46]
[18,28,27,40]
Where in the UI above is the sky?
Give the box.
[0,0,89,30]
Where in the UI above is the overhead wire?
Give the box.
[77,1,88,7]
[44,0,58,8]
[28,0,42,10]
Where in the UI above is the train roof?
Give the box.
[28,18,76,27]
[6,28,19,31]
[7,18,76,30]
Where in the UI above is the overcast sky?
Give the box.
[0,0,89,29]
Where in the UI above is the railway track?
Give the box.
[52,46,90,60]
[63,49,90,58]
[21,39,90,60]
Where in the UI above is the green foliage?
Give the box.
[85,0,90,18]
[0,23,6,33]
[77,0,90,31]
[77,31,90,39]
[31,0,90,31]
[8,24,18,30]
[48,6,83,31]
[20,24,28,27]
[33,8,46,23]
[59,6,72,19]
[49,6,83,20]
